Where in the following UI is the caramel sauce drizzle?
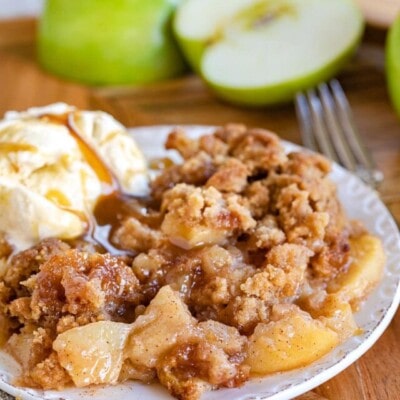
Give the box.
[42,113,117,191]
[0,143,37,153]
[40,112,142,256]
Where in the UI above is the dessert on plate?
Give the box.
[0,105,385,400]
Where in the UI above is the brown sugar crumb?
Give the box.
[206,158,249,193]
[6,327,53,373]
[166,128,199,159]
[243,181,270,218]
[161,184,256,249]
[113,217,166,253]
[224,127,287,173]
[199,134,229,157]
[151,152,216,201]
[246,215,286,251]
[157,341,248,400]
[3,238,70,296]
[221,296,270,335]
[157,320,249,400]
[1,243,143,344]
[30,250,142,325]
[28,352,71,389]
[241,244,312,302]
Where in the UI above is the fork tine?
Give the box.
[296,80,383,188]
[295,92,318,152]
[330,79,384,185]
[317,82,357,172]
[305,89,338,162]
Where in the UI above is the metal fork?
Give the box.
[295,79,383,188]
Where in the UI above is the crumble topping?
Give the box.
[0,124,382,400]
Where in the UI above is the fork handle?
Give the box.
[330,79,384,187]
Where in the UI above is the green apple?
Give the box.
[386,15,400,118]
[38,0,187,85]
[174,0,364,106]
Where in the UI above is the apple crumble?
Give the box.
[0,123,385,400]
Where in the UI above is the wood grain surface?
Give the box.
[0,18,399,400]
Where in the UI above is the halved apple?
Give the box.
[386,15,400,118]
[174,0,364,106]
[38,0,187,85]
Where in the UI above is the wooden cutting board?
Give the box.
[0,18,399,400]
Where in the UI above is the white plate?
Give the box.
[1,125,400,400]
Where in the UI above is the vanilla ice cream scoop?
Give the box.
[0,103,147,252]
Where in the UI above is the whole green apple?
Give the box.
[38,0,187,85]
[174,0,364,106]
[386,15,400,118]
